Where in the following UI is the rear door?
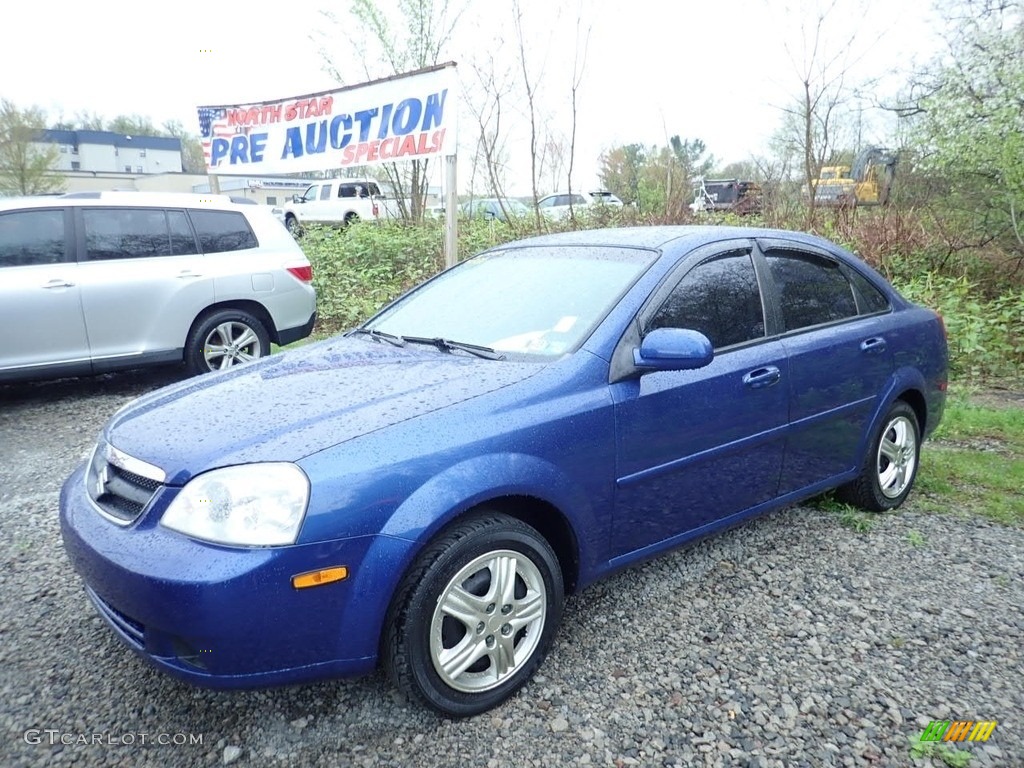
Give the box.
[76,207,214,365]
[756,239,894,492]
[0,207,89,377]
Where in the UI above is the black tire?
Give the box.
[184,308,271,376]
[837,400,921,512]
[383,512,563,718]
[285,214,302,237]
[343,212,359,227]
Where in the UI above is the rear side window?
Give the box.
[847,268,891,314]
[0,209,66,267]
[188,210,258,253]
[83,208,187,260]
[647,250,765,349]
[764,250,858,331]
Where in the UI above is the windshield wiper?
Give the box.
[348,328,406,347]
[402,336,505,360]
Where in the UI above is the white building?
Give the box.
[37,130,183,175]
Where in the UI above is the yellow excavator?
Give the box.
[810,147,898,207]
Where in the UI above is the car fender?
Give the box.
[334,452,597,662]
[854,365,930,464]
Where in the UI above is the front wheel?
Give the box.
[285,215,302,237]
[383,512,563,717]
[838,401,921,511]
[185,309,270,376]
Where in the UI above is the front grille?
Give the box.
[87,587,145,649]
[87,442,164,525]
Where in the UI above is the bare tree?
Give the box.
[779,0,876,222]
[511,0,545,229]
[315,0,466,221]
[465,53,515,212]
[565,6,591,225]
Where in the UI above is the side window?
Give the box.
[764,250,858,331]
[538,197,555,209]
[83,208,171,260]
[847,268,891,314]
[571,194,587,206]
[0,209,66,267]
[338,184,356,198]
[167,210,198,256]
[647,250,765,349]
[367,183,381,196]
[319,184,331,201]
[188,210,258,253]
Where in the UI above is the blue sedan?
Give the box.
[60,226,948,716]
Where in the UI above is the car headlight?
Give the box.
[160,463,310,547]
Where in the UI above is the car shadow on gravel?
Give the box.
[0,366,191,406]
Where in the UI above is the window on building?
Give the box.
[71,146,78,155]
[124,165,132,173]
[71,161,81,171]
[60,145,68,154]
[136,166,144,174]
[267,196,277,205]
[140,149,147,158]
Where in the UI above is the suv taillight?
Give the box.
[287,265,313,283]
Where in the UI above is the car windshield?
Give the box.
[366,246,657,358]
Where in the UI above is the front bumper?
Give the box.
[59,463,404,689]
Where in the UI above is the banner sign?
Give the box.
[197,64,456,175]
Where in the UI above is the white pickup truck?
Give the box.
[272,178,403,234]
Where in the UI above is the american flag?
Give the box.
[197,107,239,165]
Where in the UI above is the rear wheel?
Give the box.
[185,308,270,376]
[383,512,563,717]
[285,214,302,236]
[838,401,920,511]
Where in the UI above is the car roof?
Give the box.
[494,225,829,251]
[0,191,254,212]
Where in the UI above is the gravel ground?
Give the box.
[1,370,1022,768]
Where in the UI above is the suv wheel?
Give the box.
[185,309,270,375]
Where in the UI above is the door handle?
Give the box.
[860,337,887,354]
[42,279,75,289]
[177,271,203,279]
[742,366,781,389]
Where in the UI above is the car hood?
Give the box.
[105,337,544,485]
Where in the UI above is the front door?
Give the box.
[611,245,788,558]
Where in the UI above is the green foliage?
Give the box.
[598,137,713,216]
[809,493,877,532]
[0,99,63,196]
[909,734,973,767]
[897,273,1024,378]
[908,2,1024,255]
[915,398,1024,525]
[300,222,444,333]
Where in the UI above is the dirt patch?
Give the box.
[967,382,1024,410]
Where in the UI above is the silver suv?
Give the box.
[0,192,317,383]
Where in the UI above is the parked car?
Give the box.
[60,226,947,717]
[537,190,624,220]
[461,198,531,222]
[271,178,405,234]
[0,191,316,382]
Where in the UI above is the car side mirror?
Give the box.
[633,328,714,372]
[292,194,303,204]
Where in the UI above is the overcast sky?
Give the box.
[0,0,943,194]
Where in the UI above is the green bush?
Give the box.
[897,273,1024,378]
[296,215,1023,381]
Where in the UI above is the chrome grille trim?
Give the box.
[86,441,165,526]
